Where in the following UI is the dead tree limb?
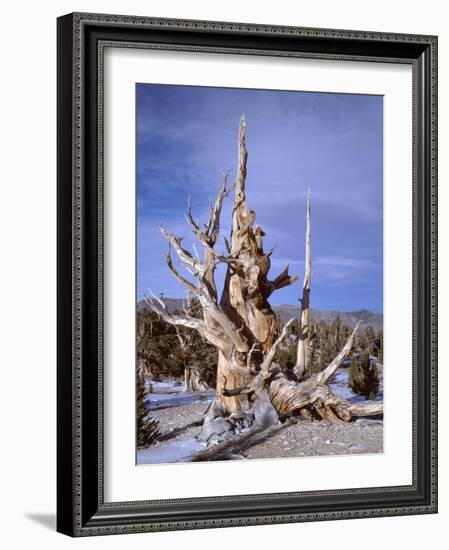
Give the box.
[316,321,360,384]
[296,188,311,379]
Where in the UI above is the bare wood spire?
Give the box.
[230,115,249,251]
[296,188,311,379]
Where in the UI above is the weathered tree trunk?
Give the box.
[137,358,152,379]
[184,365,191,390]
[184,366,209,392]
[216,116,287,413]
[215,351,249,412]
[295,188,311,380]
[145,115,383,424]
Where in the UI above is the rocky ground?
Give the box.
[240,417,383,460]
[148,401,210,447]
[137,400,383,464]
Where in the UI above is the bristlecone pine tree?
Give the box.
[136,375,160,447]
[145,116,383,424]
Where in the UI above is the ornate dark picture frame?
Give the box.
[57,12,438,537]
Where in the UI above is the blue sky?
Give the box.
[136,84,383,312]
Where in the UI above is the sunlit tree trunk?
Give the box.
[295,188,311,380]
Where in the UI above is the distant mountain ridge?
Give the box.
[138,298,383,331]
[273,305,382,331]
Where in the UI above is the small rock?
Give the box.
[203,400,226,424]
[237,427,252,434]
[254,392,279,428]
[206,434,223,446]
[230,410,245,421]
[197,417,232,442]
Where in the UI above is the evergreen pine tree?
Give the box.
[330,315,344,351]
[363,325,376,355]
[306,324,320,376]
[377,329,384,364]
[348,353,360,391]
[136,375,159,448]
[348,349,379,400]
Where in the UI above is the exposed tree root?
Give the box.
[269,373,382,421]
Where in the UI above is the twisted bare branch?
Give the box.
[144,292,203,332]
[315,321,361,385]
[185,171,234,248]
[165,244,199,295]
[144,292,229,353]
[160,226,199,276]
[260,317,295,376]
[268,263,299,295]
[160,212,251,352]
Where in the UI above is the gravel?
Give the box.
[143,401,211,450]
[142,400,383,461]
[243,418,383,459]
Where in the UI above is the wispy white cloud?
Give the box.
[136,84,383,310]
[315,256,379,269]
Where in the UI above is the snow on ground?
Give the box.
[137,400,211,465]
[144,378,215,410]
[146,391,214,410]
[145,379,179,390]
[137,437,205,464]
[137,368,384,465]
[329,368,384,403]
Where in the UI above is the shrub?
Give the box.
[136,375,159,447]
[348,349,379,400]
[137,309,217,385]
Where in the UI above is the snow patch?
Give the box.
[146,390,214,410]
[137,438,206,464]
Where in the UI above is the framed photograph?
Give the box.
[57,12,438,536]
